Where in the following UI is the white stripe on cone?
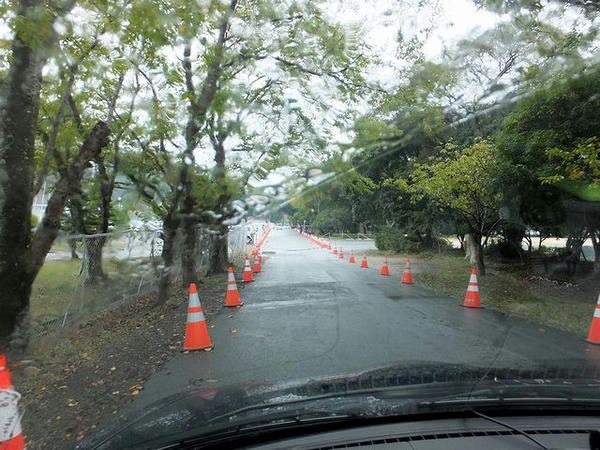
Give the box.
[189,292,201,308]
[0,389,22,441]
[187,311,205,323]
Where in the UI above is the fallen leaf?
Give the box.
[231,329,238,334]
[131,389,140,396]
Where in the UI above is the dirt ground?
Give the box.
[11,272,234,449]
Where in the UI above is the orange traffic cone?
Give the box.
[401,258,413,284]
[251,246,257,256]
[253,253,261,273]
[585,293,600,344]
[0,354,25,449]
[349,250,356,263]
[183,283,213,350]
[360,252,368,268]
[338,249,344,259]
[462,268,481,308]
[381,255,390,276]
[332,246,338,255]
[243,256,254,283]
[224,267,243,307]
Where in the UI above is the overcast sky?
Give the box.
[326,0,501,89]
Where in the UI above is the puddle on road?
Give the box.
[245,298,337,309]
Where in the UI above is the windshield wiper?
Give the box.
[471,410,549,450]
[419,396,600,409]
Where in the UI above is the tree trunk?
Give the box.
[473,233,486,275]
[181,220,198,286]
[591,231,600,273]
[83,235,106,284]
[68,237,79,259]
[158,216,179,304]
[456,233,465,251]
[208,226,229,275]
[464,233,477,263]
[1,121,109,349]
[0,0,47,350]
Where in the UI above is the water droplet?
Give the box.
[223,216,242,226]
[306,168,322,179]
[232,200,246,213]
[248,194,269,205]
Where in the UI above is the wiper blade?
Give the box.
[419,396,600,411]
[471,410,549,450]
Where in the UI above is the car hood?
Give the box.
[79,360,600,449]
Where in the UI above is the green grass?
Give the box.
[378,251,596,336]
[30,257,157,324]
[31,260,81,321]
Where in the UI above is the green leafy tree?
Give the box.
[394,140,505,274]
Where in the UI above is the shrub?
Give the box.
[375,226,420,253]
[484,239,523,258]
[312,208,353,234]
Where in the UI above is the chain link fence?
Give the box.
[31,222,250,336]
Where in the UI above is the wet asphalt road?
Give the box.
[132,228,600,408]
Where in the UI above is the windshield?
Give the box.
[2,0,600,448]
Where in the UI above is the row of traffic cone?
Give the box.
[296,229,415,283]
[293,228,600,346]
[295,228,332,250]
[184,226,272,351]
[251,225,272,256]
[183,263,250,351]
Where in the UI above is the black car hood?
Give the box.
[79,360,600,449]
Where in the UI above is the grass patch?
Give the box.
[31,260,81,321]
[30,257,158,324]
